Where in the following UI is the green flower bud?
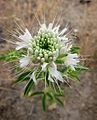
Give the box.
[39,53,43,57]
[44,53,48,59]
[48,51,52,56]
[41,58,45,62]
[37,57,41,60]
[49,57,52,60]
[35,49,39,56]
[53,51,56,55]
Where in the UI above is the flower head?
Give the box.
[0,15,86,111]
[14,22,80,84]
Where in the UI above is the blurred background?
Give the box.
[0,0,97,120]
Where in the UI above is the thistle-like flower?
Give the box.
[0,19,86,111]
[16,23,80,83]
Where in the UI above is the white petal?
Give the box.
[40,24,47,31]
[16,29,32,50]
[59,27,68,36]
[70,65,75,71]
[48,23,53,30]
[60,44,72,55]
[19,29,32,42]
[20,56,30,68]
[53,25,60,34]
[48,62,64,82]
[51,62,57,70]
[16,42,27,50]
[49,67,64,82]
[41,62,48,71]
[30,71,37,83]
[48,75,54,82]
[65,53,79,70]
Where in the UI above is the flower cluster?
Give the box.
[0,21,86,111]
[16,23,80,82]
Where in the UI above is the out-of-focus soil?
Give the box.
[0,0,97,120]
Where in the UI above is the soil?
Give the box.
[0,0,97,120]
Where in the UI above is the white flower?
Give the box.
[65,53,79,70]
[41,62,64,82]
[14,21,81,85]
[30,71,37,84]
[16,29,33,50]
[20,55,30,68]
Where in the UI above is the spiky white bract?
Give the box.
[15,22,80,85]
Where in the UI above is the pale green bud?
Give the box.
[53,51,56,55]
[39,53,43,57]
[48,51,52,56]
[44,53,48,59]
[49,57,52,60]
[41,58,45,62]
[37,57,41,60]
[35,49,39,56]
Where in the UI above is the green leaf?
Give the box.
[24,79,34,96]
[70,46,80,54]
[0,55,6,61]
[15,70,32,84]
[59,67,68,73]
[75,66,88,71]
[42,94,47,111]
[47,92,53,100]
[55,97,64,106]
[54,92,64,97]
[67,69,80,81]
[0,50,25,62]
[45,71,49,85]
[14,76,30,84]
[55,59,64,64]
[15,66,21,72]
[31,91,44,96]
